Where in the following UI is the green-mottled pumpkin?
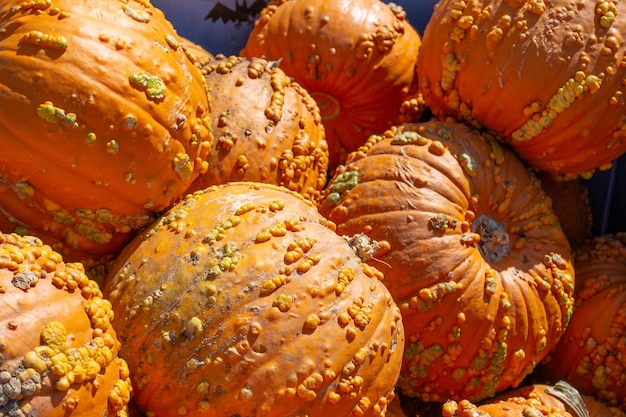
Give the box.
[102,182,404,417]
[318,119,575,402]
[0,0,213,262]
[417,0,626,179]
[0,231,131,416]
[188,54,329,203]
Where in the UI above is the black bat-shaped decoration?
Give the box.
[205,0,267,24]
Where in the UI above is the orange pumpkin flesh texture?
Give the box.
[417,0,626,179]
[0,0,212,261]
[0,232,131,416]
[103,182,405,417]
[240,0,422,170]
[318,119,575,403]
[537,233,626,410]
[188,54,330,204]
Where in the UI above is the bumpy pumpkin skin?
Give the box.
[241,0,422,170]
[0,0,213,261]
[188,55,329,203]
[0,232,131,416]
[484,383,626,417]
[103,182,405,417]
[318,119,575,402]
[537,233,626,410]
[417,0,626,179]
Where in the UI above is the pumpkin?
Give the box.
[0,0,213,262]
[417,0,626,179]
[440,382,585,417]
[318,119,575,402]
[0,231,131,416]
[537,172,594,249]
[240,0,422,170]
[102,182,405,417]
[482,381,626,417]
[536,232,626,410]
[187,54,329,203]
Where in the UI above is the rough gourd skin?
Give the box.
[318,119,575,403]
[0,232,131,416]
[537,233,626,411]
[103,182,405,417]
[241,0,422,170]
[0,0,213,261]
[417,0,626,179]
[188,54,329,204]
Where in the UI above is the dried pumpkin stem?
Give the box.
[471,215,511,262]
[544,380,590,417]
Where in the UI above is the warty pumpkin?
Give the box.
[318,119,575,403]
[481,381,626,417]
[537,232,626,410]
[440,381,586,417]
[102,182,405,417]
[187,54,329,203]
[417,0,626,179]
[240,0,422,170]
[0,0,213,262]
[0,231,131,416]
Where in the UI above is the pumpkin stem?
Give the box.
[545,381,590,417]
[343,233,381,262]
[471,215,511,263]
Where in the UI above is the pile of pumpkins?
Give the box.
[0,0,625,416]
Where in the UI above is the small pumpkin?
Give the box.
[103,182,404,417]
[187,54,329,203]
[440,382,584,417]
[0,0,213,261]
[417,0,626,179]
[482,381,626,417]
[537,233,626,410]
[241,0,422,169]
[318,119,575,402]
[0,231,131,416]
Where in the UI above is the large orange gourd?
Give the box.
[318,119,575,402]
[537,233,626,410]
[0,232,131,416]
[188,54,329,203]
[0,0,212,261]
[103,182,405,417]
[417,0,626,179]
[241,0,422,170]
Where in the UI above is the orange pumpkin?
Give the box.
[241,0,422,170]
[537,233,626,410]
[0,231,131,416]
[0,0,212,261]
[481,382,626,417]
[417,0,626,179]
[188,54,329,203]
[103,182,404,417]
[441,382,581,417]
[318,119,575,402]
